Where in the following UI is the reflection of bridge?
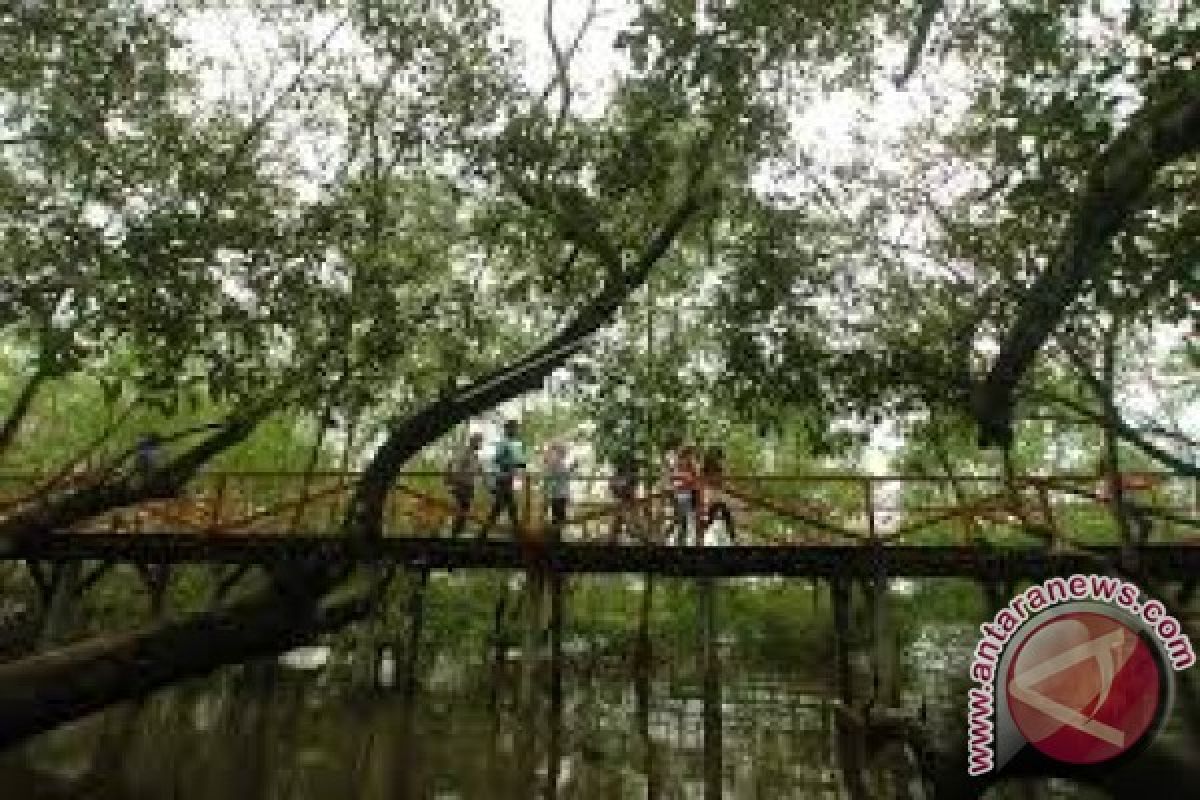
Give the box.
[0,470,1195,577]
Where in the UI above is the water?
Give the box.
[0,574,1119,799]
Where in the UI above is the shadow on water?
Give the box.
[0,572,1134,799]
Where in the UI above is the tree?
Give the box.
[0,0,901,744]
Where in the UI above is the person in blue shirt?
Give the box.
[134,432,163,486]
[479,419,526,539]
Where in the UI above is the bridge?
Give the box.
[0,469,1195,579]
[0,467,1197,752]
[5,533,1200,581]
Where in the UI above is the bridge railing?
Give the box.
[0,470,1194,546]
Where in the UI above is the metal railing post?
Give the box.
[523,470,533,540]
[210,473,227,534]
[864,477,876,543]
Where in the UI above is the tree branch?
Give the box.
[539,0,599,135]
[1028,386,1200,479]
[1051,338,1200,478]
[0,93,721,754]
[894,0,943,88]
[344,180,715,542]
[0,407,271,546]
[973,76,1200,446]
[0,367,48,461]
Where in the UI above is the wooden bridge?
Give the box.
[4,533,1200,580]
[0,469,1196,577]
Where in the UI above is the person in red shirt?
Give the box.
[1096,471,1160,501]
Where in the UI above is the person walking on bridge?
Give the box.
[542,442,576,542]
[700,446,736,544]
[608,453,640,543]
[444,432,483,537]
[480,419,527,539]
[668,445,700,546]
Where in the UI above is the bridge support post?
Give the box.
[636,574,654,684]
[868,565,898,708]
[37,561,85,647]
[520,568,547,710]
[516,567,548,795]
[982,580,1006,615]
[135,563,173,617]
[488,577,509,691]
[88,563,173,793]
[831,575,853,704]
[636,573,659,799]
[547,570,565,800]
[353,574,384,690]
[830,573,872,798]
[550,571,564,709]
[403,568,430,698]
[699,574,722,800]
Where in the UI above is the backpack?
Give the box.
[494,439,525,475]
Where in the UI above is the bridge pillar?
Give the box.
[699,575,722,800]
[867,570,898,708]
[547,570,565,800]
[981,579,1006,614]
[831,575,853,704]
[351,569,388,690]
[403,568,430,698]
[135,563,173,617]
[520,568,547,710]
[550,571,565,712]
[831,573,871,799]
[37,561,85,647]
[516,567,549,794]
[636,573,659,799]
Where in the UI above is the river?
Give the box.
[0,573,1118,798]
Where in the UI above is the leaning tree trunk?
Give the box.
[0,574,369,748]
[0,176,712,749]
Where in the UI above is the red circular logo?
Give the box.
[1005,611,1163,765]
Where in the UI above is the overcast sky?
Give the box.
[173,1,1195,469]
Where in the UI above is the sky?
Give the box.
[172,1,1196,473]
[485,0,935,471]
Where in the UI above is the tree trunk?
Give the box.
[699,576,722,800]
[0,574,370,749]
[0,171,708,749]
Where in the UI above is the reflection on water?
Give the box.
[0,575,1103,799]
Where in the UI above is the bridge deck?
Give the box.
[4,533,1199,579]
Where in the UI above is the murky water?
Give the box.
[0,574,1115,799]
